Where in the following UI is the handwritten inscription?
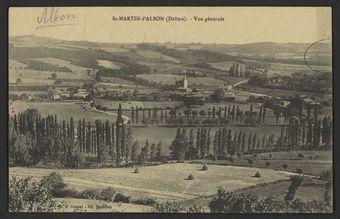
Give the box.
[36,7,77,30]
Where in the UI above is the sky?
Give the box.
[9,7,332,44]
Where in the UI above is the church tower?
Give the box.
[183,75,188,89]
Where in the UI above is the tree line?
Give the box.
[169,115,332,161]
[127,104,266,127]
[9,105,163,168]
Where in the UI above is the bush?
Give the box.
[296,168,304,174]
[265,161,271,168]
[40,172,66,197]
[134,168,140,173]
[298,153,304,159]
[9,176,58,212]
[133,197,157,206]
[152,201,183,213]
[73,152,86,168]
[187,174,195,180]
[254,172,261,178]
[282,163,288,171]
[187,205,205,213]
[78,189,102,200]
[57,188,79,198]
[248,159,254,167]
[202,163,208,171]
[209,187,331,213]
[319,169,332,180]
[114,193,132,203]
[100,187,117,202]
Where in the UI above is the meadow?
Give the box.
[208,61,240,71]
[9,58,93,85]
[9,101,117,123]
[179,176,331,211]
[136,50,180,63]
[131,125,283,154]
[137,73,226,87]
[241,58,332,76]
[9,163,295,202]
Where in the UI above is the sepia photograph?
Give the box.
[7,6,333,213]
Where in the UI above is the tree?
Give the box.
[10,133,33,166]
[247,159,254,167]
[116,104,124,166]
[16,78,22,84]
[199,110,206,118]
[145,139,150,162]
[51,73,57,80]
[156,141,162,161]
[211,88,225,101]
[150,143,157,161]
[40,172,66,197]
[169,128,187,161]
[282,163,288,171]
[131,141,140,164]
[125,127,134,163]
[284,176,304,201]
[9,176,58,212]
[265,161,271,169]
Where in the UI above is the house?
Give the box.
[184,94,206,106]
[225,92,236,102]
[73,92,89,100]
[51,94,61,100]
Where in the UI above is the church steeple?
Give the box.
[183,75,188,89]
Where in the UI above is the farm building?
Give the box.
[73,91,89,100]
[225,92,236,101]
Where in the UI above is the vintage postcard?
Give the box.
[8,7,332,213]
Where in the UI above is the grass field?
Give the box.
[94,99,183,110]
[9,58,93,84]
[240,58,332,76]
[179,176,331,211]
[131,125,283,154]
[100,76,136,85]
[136,50,180,63]
[208,61,241,71]
[10,163,295,202]
[9,101,117,123]
[137,74,226,87]
[97,60,122,69]
[237,84,331,103]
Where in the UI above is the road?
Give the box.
[227,79,269,97]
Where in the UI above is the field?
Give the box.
[9,58,93,85]
[9,101,117,123]
[97,60,123,69]
[95,99,183,109]
[241,58,332,76]
[137,74,226,87]
[208,61,240,71]
[179,177,332,210]
[237,83,332,103]
[136,50,180,63]
[131,125,283,154]
[100,76,136,85]
[9,163,296,202]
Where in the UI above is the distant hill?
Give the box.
[9,35,331,66]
